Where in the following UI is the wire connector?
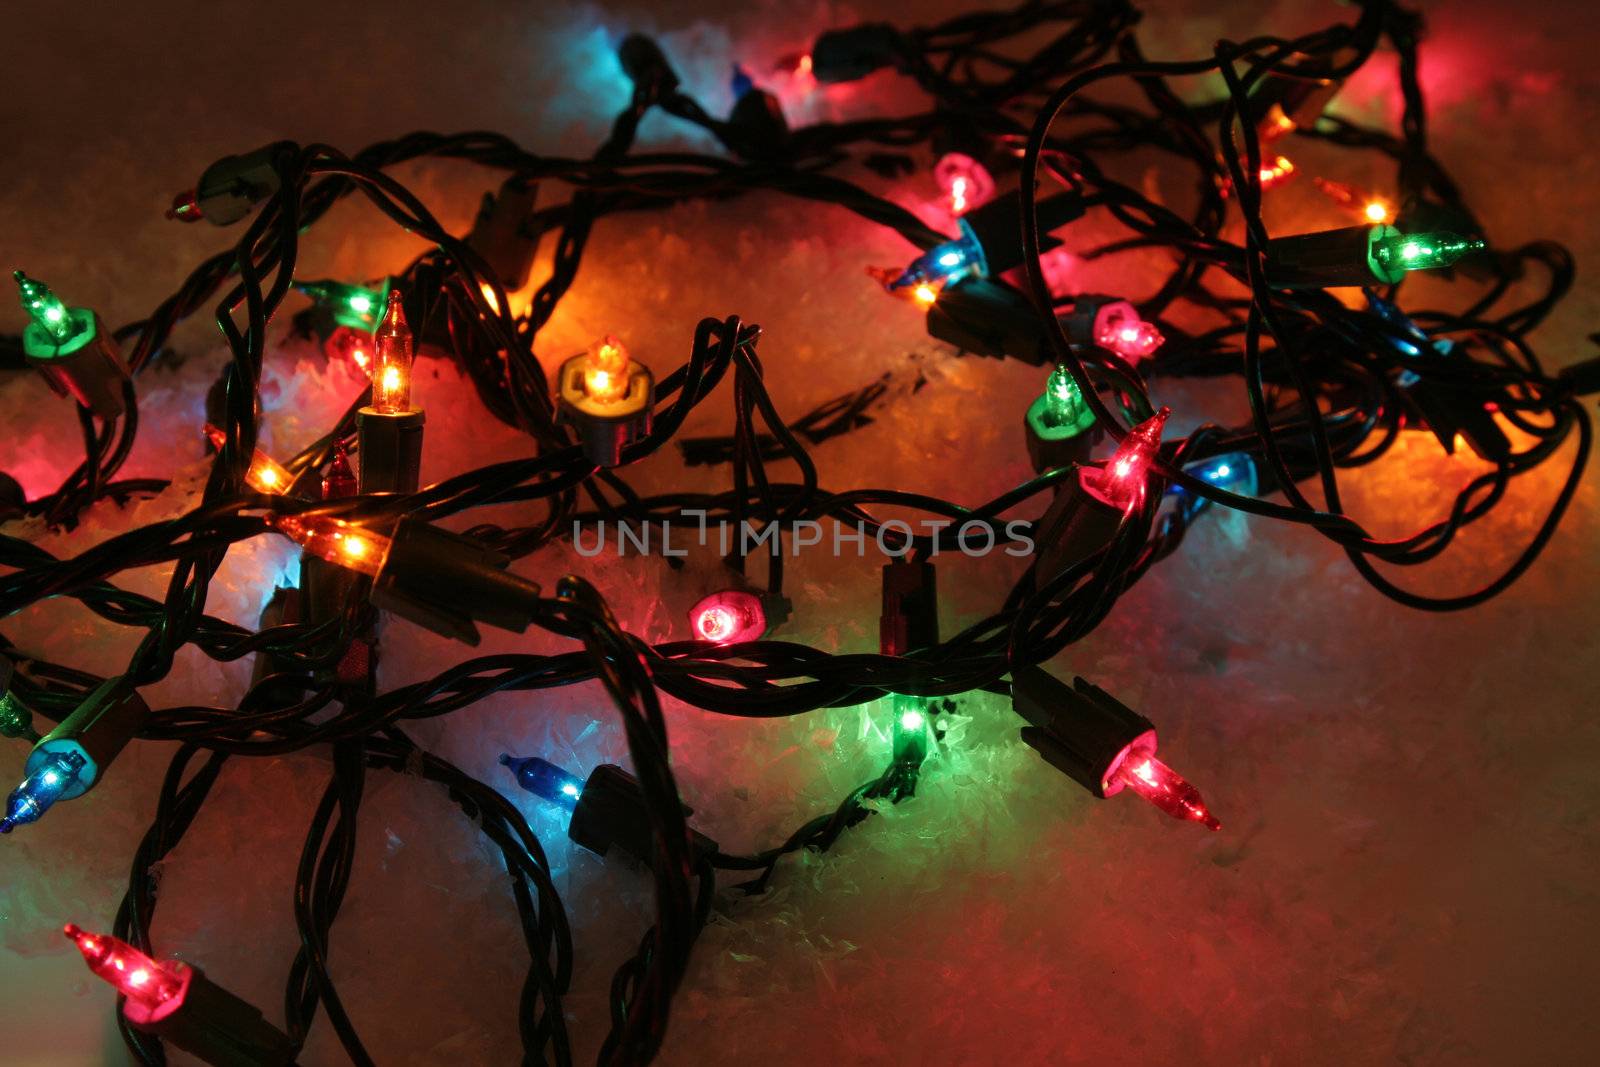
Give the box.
[567,763,719,864]
[166,142,290,226]
[370,516,542,645]
[809,23,905,83]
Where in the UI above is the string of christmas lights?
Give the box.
[3,0,1594,1063]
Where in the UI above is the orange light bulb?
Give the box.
[269,514,392,577]
[370,288,414,414]
[582,336,633,403]
[204,424,294,495]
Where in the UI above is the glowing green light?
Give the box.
[0,692,39,743]
[1026,364,1098,446]
[294,278,390,331]
[899,709,925,731]
[13,271,83,346]
[1370,230,1484,275]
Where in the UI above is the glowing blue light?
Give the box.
[1,751,87,834]
[500,754,585,813]
[890,219,988,291]
[1172,452,1259,520]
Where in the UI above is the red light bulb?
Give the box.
[689,590,767,644]
[1082,407,1169,513]
[64,924,190,1018]
[1110,752,1221,830]
[322,444,357,500]
[933,153,994,217]
[1092,302,1164,362]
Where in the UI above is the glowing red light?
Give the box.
[689,590,766,645]
[933,153,995,217]
[698,607,734,641]
[325,326,373,373]
[64,923,191,1021]
[1109,751,1221,830]
[1092,301,1164,362]
[1081,407,1169,514]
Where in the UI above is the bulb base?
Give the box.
[1024,393,1101,475]
[557,353,654,468]
[1032,469,1126,584]
[371,517,541,645]
[356,406,425,494]
[182,143,288,227]
[1012,667,1156,799]
[21,310,129,418]
[1264,224,1402,289]
[27,676,148,801]
[123,961,296,1067]
[468,176,540,292]
[568,763,718,864]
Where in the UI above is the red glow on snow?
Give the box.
[689,590,766,645]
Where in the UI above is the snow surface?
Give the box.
[3,1,1599,1064]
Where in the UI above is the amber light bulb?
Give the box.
[370,288,415,414]
[204,424,292,495]
[269,514,391,577]
[582,336,633,403]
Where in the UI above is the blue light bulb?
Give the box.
[891,220,988,290]
[1,751,87,833]
[500,754,585,812]
[1173,452,1259,520]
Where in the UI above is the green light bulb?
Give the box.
[0,692,39,744]
[13,271,83,345]
[1369,231,1485,275]
[1035,364,1097,438]
[891,695,930,768]
[293,278,390,331]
